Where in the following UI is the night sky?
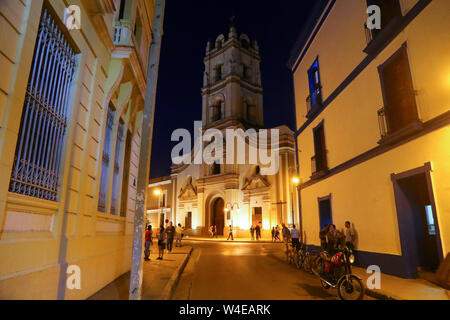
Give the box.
[150,0,315,178]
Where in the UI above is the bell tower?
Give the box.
[201,22,264,129]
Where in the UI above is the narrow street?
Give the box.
[173,241,372,300]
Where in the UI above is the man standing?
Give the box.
[290,224,300,250]
[165,221,175,253]
[144,225,152,261]
[319,224,329,250]
[282,223,290,244]
[175,223,183,247]
[227,225,234,241]
[250,225,255,240]
[344,221,355,250]
[255,224,261,240]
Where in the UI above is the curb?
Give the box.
[160,247,193,300]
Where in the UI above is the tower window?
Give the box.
[9,8,77,201]
[241,39,250,50]
[211,102,222,122]
[246,103,257,123]
[212,161,221,175]
[243,65,251,80]
[215,65,223,82]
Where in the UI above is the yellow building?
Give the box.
[146,175,174,228]
[0,0,158,299]
[289,0,449,278]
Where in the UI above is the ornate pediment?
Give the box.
[241,173,270,191]
[178,178,197,200]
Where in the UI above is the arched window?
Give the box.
[241,39,249,50]
[211,102,222,122]
[9,8,77,201]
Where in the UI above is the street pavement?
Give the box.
[172,240,373,300]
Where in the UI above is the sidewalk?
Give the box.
[352,266,449,300]
[184,235,275,243]
[271,249,449,300]
[88,245,192,300]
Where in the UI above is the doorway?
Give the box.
[252,207,262,228]
[212,198,225,236]
[392,165,443,276]
[185,212,192,230]
[318,195,332,229]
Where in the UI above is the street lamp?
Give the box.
[153,188,164,226]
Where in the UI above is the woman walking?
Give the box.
[157,226,166,260]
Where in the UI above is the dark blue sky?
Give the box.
[150,0,314,178]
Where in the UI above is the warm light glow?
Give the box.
[262,220,270,230]
[224,208,229,212]
[292,177,300,184]
[236,208,240,213]
[153,189,161,196]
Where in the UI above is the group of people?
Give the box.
[250,224,262,240]
[208,225,218,238]
[144,221,185,261]
[271,225,283,242]
[319,221,356,254]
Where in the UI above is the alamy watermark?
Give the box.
[367,5,382,30]
[171,121,280,175]
[64,5,81,31]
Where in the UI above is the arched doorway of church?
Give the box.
[212,198,225,236]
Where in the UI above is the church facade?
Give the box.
[151,25,299,238]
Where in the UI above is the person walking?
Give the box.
[175,223,183,247]
[157,226,166,260]
[165,221,175,253]
[344,221,355,250]
[255,224,261,240]
[290,224,300,250]
[227,225,234,240]
[274,225,281,241]
[144,225,152,261]
[213,225,218,238]
[271,227,275,242]
[208,225,213,237]
[250,226,255,240]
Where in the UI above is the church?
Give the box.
[147,24,298,238]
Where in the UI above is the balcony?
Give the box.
[311,153,328,178]
[377,106,424,145]
[114,20,133,46]
[306,90,322,119]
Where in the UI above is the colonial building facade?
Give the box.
[289,0,449,278]
[162,25,298,239]
[0,0,159,299]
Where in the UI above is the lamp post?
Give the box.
[153,188,163,227]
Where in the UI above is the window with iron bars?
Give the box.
[98,106,115,212]
[9,8,77,201]
[110,120,125,215]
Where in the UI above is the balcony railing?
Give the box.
[311,155,317,175]
[306,89,322,119]
[364,22,374,45]
[377,107,388,139]
[114,20,132,46]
